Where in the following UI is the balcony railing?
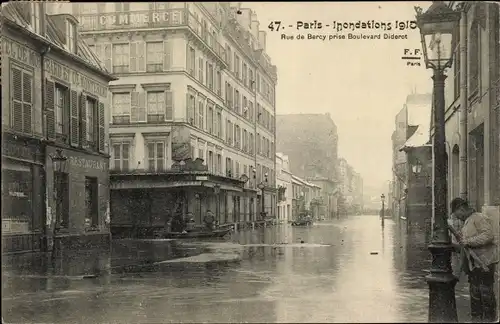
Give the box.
[77,8,226,64]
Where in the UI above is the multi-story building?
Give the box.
[276,153,292,223]
[67,3,277,233]
[290,175,321,221]
[276,113,339,218]
[1,2,115,253]
[337,158,363,214]
[391,105,409,221]
[439,2,499,227]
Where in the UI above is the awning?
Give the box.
[399,123,431,152]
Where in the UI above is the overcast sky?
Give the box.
[245,1,433,189]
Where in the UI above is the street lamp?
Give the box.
[412,159,423,175]
[257,182,265,219]
[415,2,460,322]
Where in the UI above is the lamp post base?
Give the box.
[426,243,459,323]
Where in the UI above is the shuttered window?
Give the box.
[187,47,195,76]
[55,84,69,141]
[187,94,195,125]
[197,99,204,130]
[86,97,97,146]
[11,66,33,134]
[146,42,163,72]
[198,58,204,84]
[112,92,131,124]
[112,43,129,73]
[147,141,165,172]
[112,143,129,171]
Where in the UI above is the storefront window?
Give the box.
[2,168,33,234]
[85,177,98,228]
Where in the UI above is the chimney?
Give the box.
[251,12,259,40]
[258,30,266,50]
[236,8,252,29]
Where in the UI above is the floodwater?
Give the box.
[2,216,472,323]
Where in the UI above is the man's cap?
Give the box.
[451,197,468,213]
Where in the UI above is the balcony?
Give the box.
[77,8,227,66]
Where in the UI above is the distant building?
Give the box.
[276,153,292,223]
[338,158,363,215]
[1,2,115,253]
[290,175,321,221]
[276,113,339,218]
[52,3,279,233]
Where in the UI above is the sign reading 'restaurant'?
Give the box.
[78,10,183,29]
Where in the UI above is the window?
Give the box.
[249,101,254,122]
[216,70,222,95]
[243,63,247,86]
[207,63,214,90]
[198,58,204,84]
[55,84,68,138]
[249,69,254,91]
[235,89,240,111]
[217,154,222,175]
[217,111,222,137]
[250,133,254,155]
[198,99,204,129]
[235,162,240,178]
[113,44,129,73]
[226,45,232,68]
[208,151,214,173]
[226,120,233,144]
[112,93,131,124]
[147,91,166,123]
[146,42,163,72]
[207,105,214,133]
[112,143,129,171]
[198,148,204,162]
[187,47,195,76]
[243,96,248,117]
[10,65,33,134]
[84,177,98,228]
[66,20,76,54]
[187,94,195,125]
[234,54,240,78]
[226,157,232,176]
[85,97,97,147]
[147,141,165,172]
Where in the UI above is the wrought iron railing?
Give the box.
[77,8,226,64]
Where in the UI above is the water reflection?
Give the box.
[3,217,472,323]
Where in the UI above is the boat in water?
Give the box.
[291,219,313,226]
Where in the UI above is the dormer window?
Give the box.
[66,19,76,54]
[30,2,42,33]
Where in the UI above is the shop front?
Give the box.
[45,146,111,250]
[109,170,251,238]
[2,136,45,254]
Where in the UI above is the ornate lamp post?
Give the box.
[415,2,460,322]
[50,149,68,259]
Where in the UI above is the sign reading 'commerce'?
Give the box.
[79,10,183,29]
[45,58,107,97]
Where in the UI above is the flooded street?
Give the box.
[3,216,470,323]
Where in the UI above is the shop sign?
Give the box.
[45,58,108,97]
[2,38,41,68]
[2,141,37,162]
[69,156,107,171]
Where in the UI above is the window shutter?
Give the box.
[22,72,33,134]
[70,90,79,147]
[165,91,173,120]
[130,42,137,72]
[130,91,139,122]
[45,79,55,140]
[98,101,105,153]
[163,41,171,71]
[12,68,23,132]
[138,92,146,122]
[138,41,145,72]
[80,94,87,147]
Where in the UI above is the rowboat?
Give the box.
[164,228,232,239]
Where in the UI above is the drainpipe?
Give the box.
[40,44,51,252]
[459,7,468,200]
